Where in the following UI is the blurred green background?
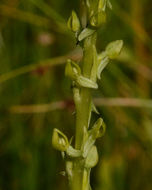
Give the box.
[0,0,152,190]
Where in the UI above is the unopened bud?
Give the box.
[106,40,123,59]
[67,10,80,32]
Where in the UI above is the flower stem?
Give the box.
[72,34,97,190]
[75,33,97,149]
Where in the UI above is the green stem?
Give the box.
[72,34,97,190]
[75,33,97,149]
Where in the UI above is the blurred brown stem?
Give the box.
[9,98,152,114]
[0,49,82,84]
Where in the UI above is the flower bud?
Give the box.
[65,60,75,79]
[106,40,123,59]
[67,10,80,32]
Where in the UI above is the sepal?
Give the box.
[98,51,107,63]
[92,102,99,114]
[67,10,81,32]
[97,57,109,79]
[105,40,123,59]
[85,145,99,168]
[86,0,99,18]
[76,75,98,89]
[107,0,112,9]
[66,161,73,180]
[52,128,69,151]
[66,145,82,158]
[98,0,106,11]
[65,59,81,80]
[78,28,95,42]
[82,118,106,157]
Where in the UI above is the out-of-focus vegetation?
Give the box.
[0,0,152,190]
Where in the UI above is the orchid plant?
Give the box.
[52,0,123,189]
